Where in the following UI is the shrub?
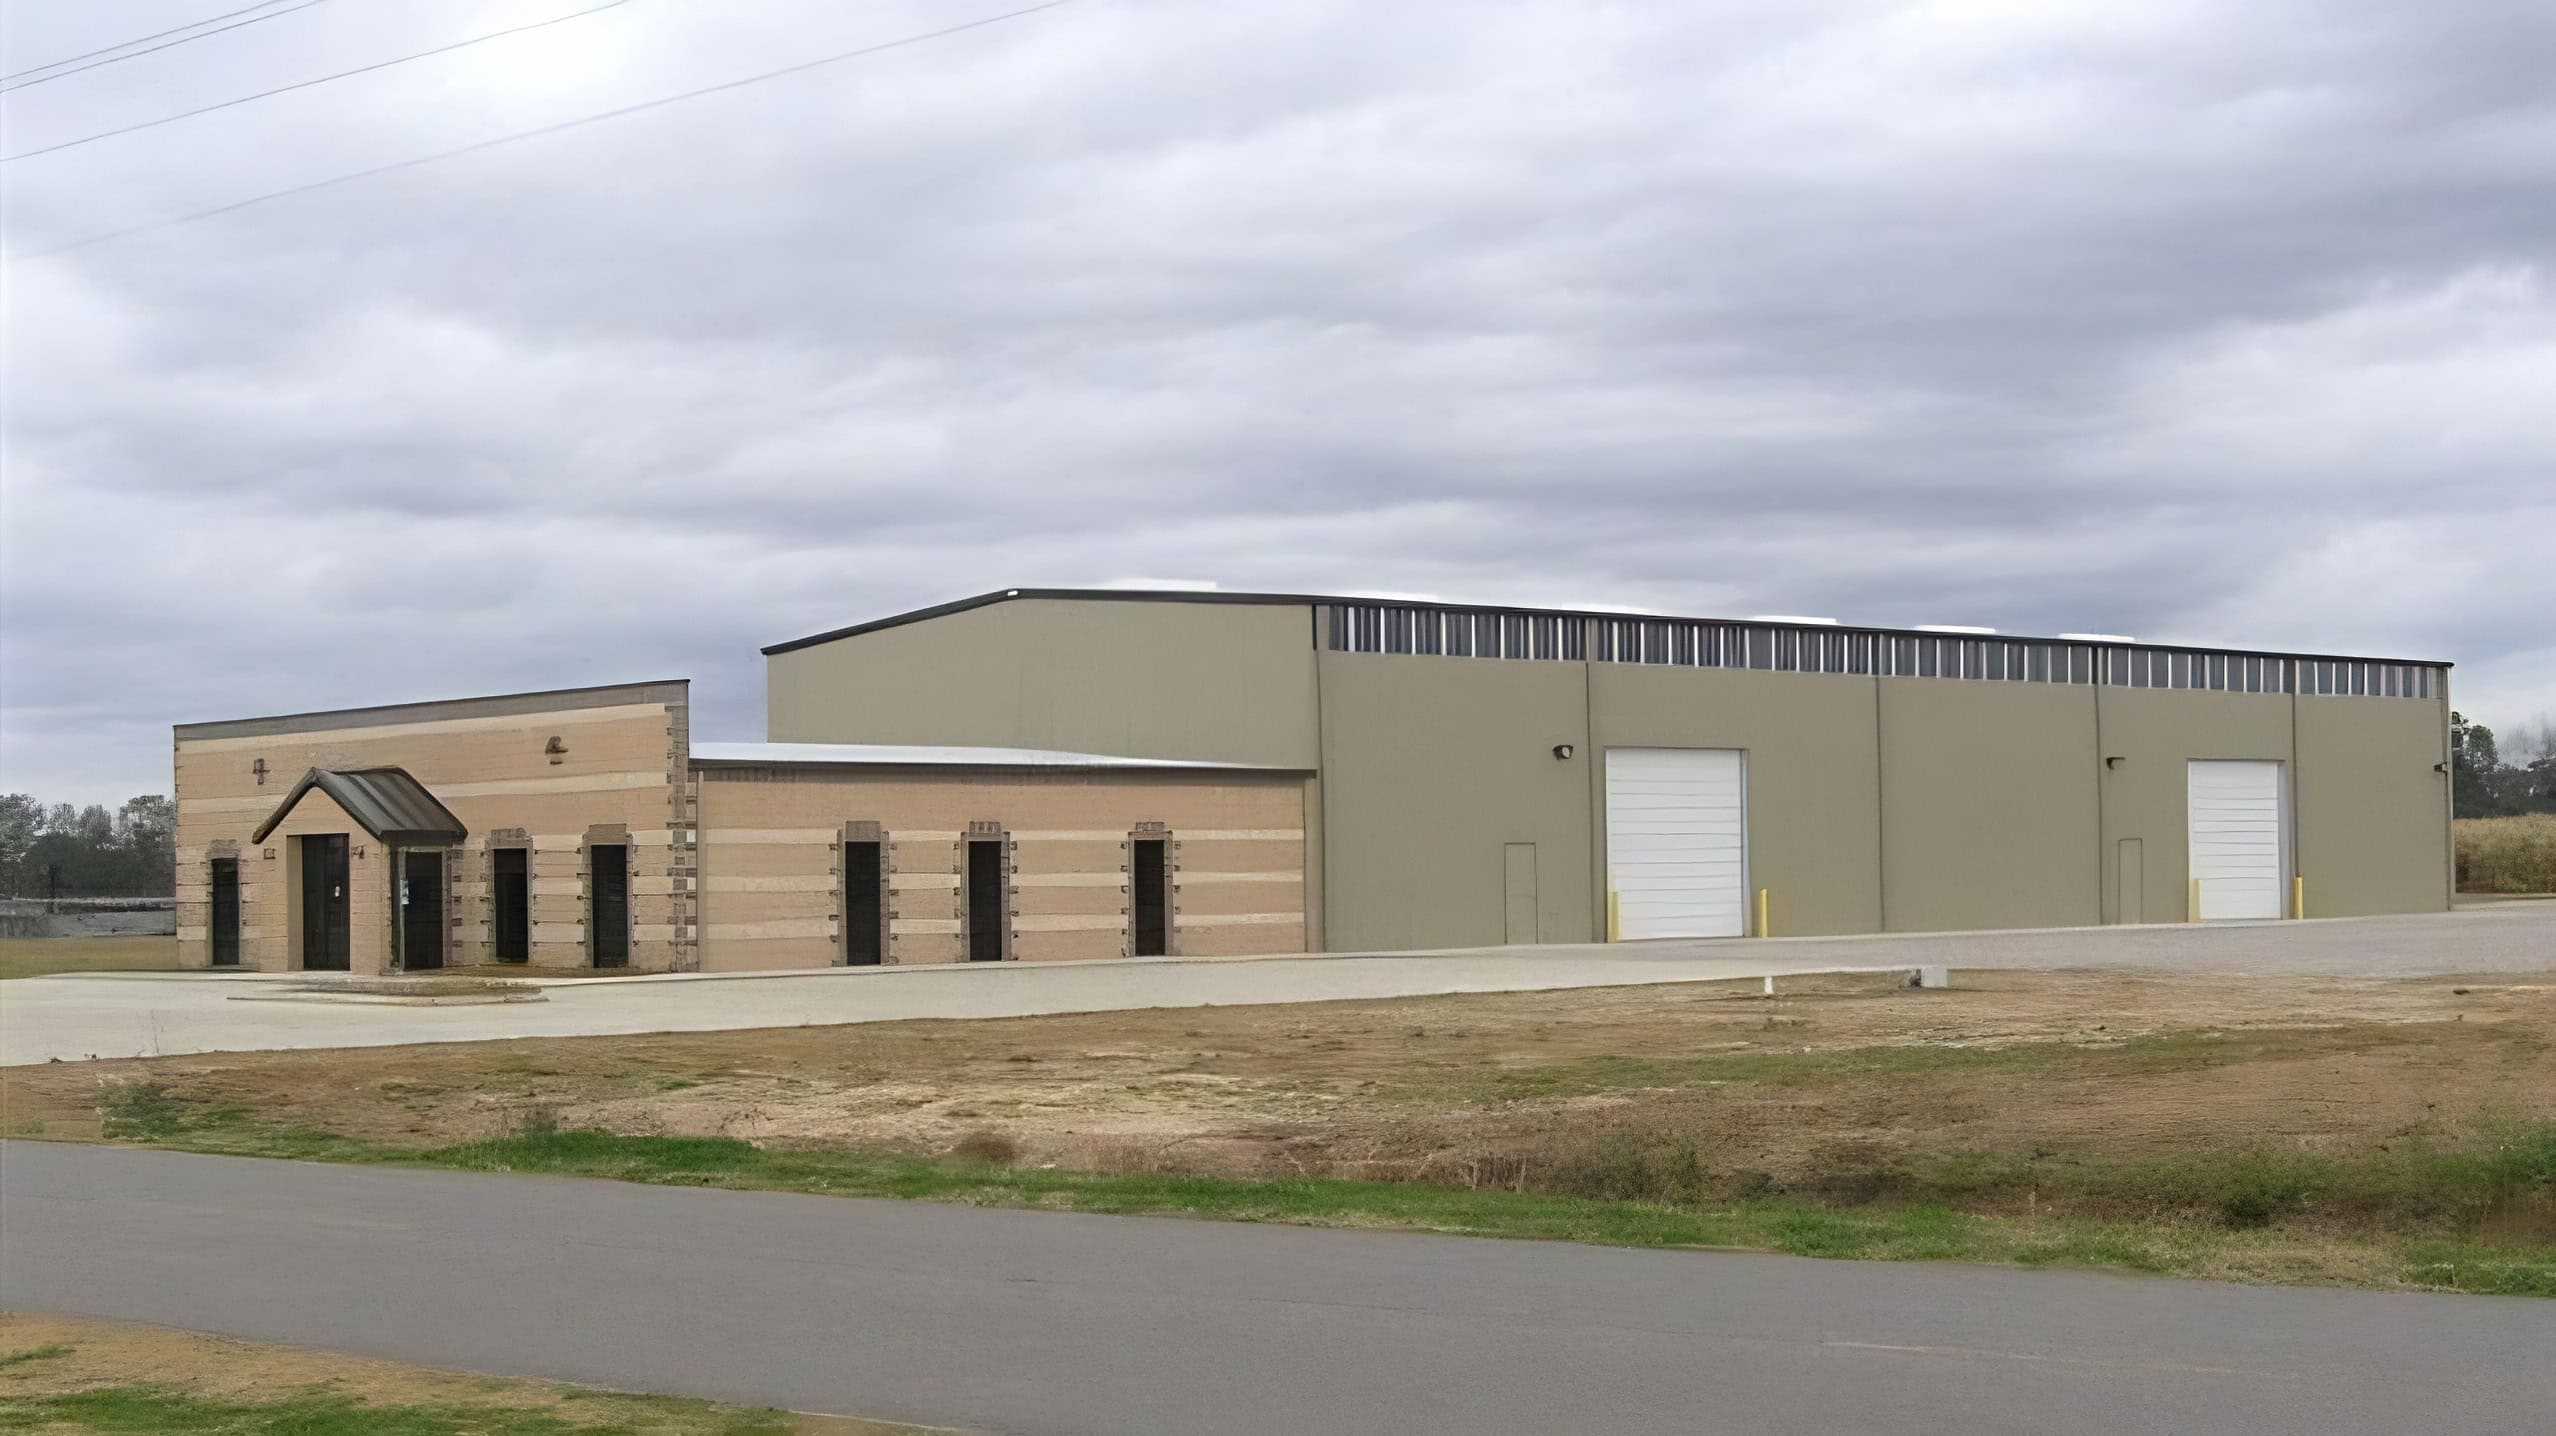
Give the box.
[2454,815,2556,892]
[949,1128,1021,1167]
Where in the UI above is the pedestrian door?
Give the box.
[298,834,350,971]
[399,851,445,970]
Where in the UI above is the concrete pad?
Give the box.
[3,904,2548,1066]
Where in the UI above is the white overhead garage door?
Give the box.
[2188,759,2285,920]
[1606,747,1748,939]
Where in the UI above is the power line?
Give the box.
[5,0,636,163]
[10,1,1075,261]
[1,0,291,82]
[0,0,333,94]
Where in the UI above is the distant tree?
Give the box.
[0,795,37,891]
[2452,712,2514,818]
[0,794,177,898]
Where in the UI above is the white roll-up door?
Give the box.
[2187,759,2285,920]
[1606,747,1747,939]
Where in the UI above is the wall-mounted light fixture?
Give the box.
[252,758,269,785]
[545,736,568,765]
[262,847,276,860]
[1552,743,1576,761]
[351,845,365,859]
[2434,761,2451,773]
[2105,756,2126,770]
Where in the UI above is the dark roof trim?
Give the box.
[178,678,690,741]
[249,768,470,847]
[760,588,2452,668]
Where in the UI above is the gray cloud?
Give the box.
[4,0,2551,803]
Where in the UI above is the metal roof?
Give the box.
[761,587,2451,668]
[250,768,471,846]
[690,741,1299,773]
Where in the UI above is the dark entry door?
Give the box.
[965,839,1005,961]
[1131,838,1169,957]
[589,845,629,968]
[492,848,530,962]
[843,841,883,966]
[400,851,445,970]
[209,858,241,966]
[299,834,350,971]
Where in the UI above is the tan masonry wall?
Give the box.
[174,686,694,973]
[693,765,1309,971]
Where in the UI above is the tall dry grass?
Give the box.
[2455,815,2556,893]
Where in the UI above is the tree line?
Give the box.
[0,794,176,899]
[2452,713,2556,819]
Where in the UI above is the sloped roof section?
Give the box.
[690,741,1300,772]
[250,768,469,846]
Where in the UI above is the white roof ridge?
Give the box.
[689,740,1292,772]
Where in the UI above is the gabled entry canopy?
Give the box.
[249,767,468,847]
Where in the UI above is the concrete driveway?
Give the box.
[4,903,2548,1066]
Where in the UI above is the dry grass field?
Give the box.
[10,966,2551,1293]
[2457,814,2556,893]
[0,936,180,981]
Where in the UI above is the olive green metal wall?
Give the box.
[2092,687,2297,925]
[766,598,1321,768]
[1313,651,1593,951]
[1590,664,1883,937]
[2294,694,2454,917]
[764,597,2451,953]
[1878,679,2102,932]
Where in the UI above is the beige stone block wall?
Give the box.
[174,685,694,973]
[694,765,1308,971]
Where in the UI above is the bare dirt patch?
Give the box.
[10,968,2548,1189]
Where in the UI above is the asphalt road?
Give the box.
[4,1143,2547,1435]
[10,902,2551,1065]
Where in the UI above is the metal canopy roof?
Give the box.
[690,741,1299,773]
[249,767,470,847]
[760,587,2451,668]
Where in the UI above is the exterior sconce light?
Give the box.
[252,758,269,785]
[1552,743,1575,761]
[263,847,277,860]
[352,845,365,859]
[2434,761,2451,773]
[2105,756,2125,770]
[545,736,568,765]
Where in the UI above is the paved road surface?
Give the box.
[7,903,2549,1065]
[4,1142,2547,1435]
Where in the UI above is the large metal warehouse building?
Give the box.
[174,586,2451,975]
[765,588,2454,953]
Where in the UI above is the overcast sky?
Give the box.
[4,0,2550,805]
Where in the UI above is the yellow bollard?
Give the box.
[2295,874,2306,920]
[1758,887,1771,938]
[2189,877,2201,923]
[1607,890,1620,942]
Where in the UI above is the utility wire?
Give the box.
[1,0,333,94]
[10,1,1075,261]
[5,0,636,162]
[1,0,291,83]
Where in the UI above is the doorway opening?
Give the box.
[1130,837,1170,957]
[399,850,445,971]
[209,857,240,967]
[296,834,350,971]
[843,840,884,966]
[589,844,629,968]
[964,837,1007,962]
[492,847,530,963]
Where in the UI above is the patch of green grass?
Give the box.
[97,1081,189,1142]
[0,1384,797,1435]
[122,1117,2555,1294]
[0,1343,73,1369]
